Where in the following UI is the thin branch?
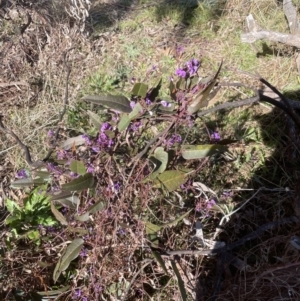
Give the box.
[43,47,75,162]
[0,115,33,166]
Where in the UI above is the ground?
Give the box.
[1,0,300,300]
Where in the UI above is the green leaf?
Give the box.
[36,285,70,297]
[181,144,228,159]
[149,147,168,180]
[10,177,46,189]
[50,202,68,225]
[69,160,86,176]
[148,78,162,101]
[187,61,223,115]
[154,170,189,192]
[5,198,21,213]
[145,221,162,235]
[82,94,132,113]
[131,83,148,98]
[152,250,168,274]
[75,212,90,222]
[171,260,187,301]
[87,110,102,129]
[118,103,143,131]
[88,201,105,214]
[61,173,94,192]
[56,196,80,209]
[53,238,84,282]
[62,135,86,150]
[117,114,131,131]
[163,209,192,227]
[128,102,143,119]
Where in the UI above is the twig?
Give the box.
[0,115,33,166]
[43,47,75,162]
[120,259,152,301]
[166,216,300,256]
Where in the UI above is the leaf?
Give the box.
[149,147,168,180]
[75,212,90,222]
[87,110,102,129]
[148,78,162,101]
[36,285,70,297]
[53,238,84,282]
[163,209,193,227]
[10,177,46,189]
[117,114,131,131]
[69,160,86,176]
[118,103,143,131]
[145,221,162,235]
[50,202,68,226]
[88,201,105,214]
[82,94,132,113]
[154,170,189,192]
[33,169,51,182]
[62,135,86,150]
[171,260,187,301]
[181,144,228,160]
[156,102,176,114]
[128,102,143,119]
[152,251,168,274]
[5,198,21,214]
[61,173,94,191]
[187,61,223,115]
[131,83,148,98]
[193,182,217,196]
[56,196,80,209]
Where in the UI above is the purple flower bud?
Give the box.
[47,130,54,137]
[130,101,136,109]
[101,122,112,132]
[211,131,221,142]
[16,169,28,179]
[175,68,186,78]
[161,100,172,108]
[206,199,216,209]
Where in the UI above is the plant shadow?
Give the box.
[196,88,300,300]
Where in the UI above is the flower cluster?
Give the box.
[82,122,115,153]
[164,134,182,149]
[210,131,221,142]
[175,58,200,78]
[195,198,216,217]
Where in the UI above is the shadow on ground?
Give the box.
[197,89,300,300]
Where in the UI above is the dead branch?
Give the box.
[241,13,300,48]
[283,0,300,35]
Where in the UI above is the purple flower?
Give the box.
[129,121,142,132]
[130,101,136,109]
[186,58,200,75]
[206,199,216,209]
[161,100,172,108]
[47,130,54,137]
[86,164,94,173]
[16,169,28,179]
[130,77,136,84]
[117,229,126,235]
[176,46,185,56]
[175,68,186,78]
[145,97,152,105]
[164,134,182,148]
[101,122,112,132]
[57,150,67,160]
[82,134,92,145]
[211,131,220,142]
[80,248,88,258]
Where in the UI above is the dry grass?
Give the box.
[1,0,300,300]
